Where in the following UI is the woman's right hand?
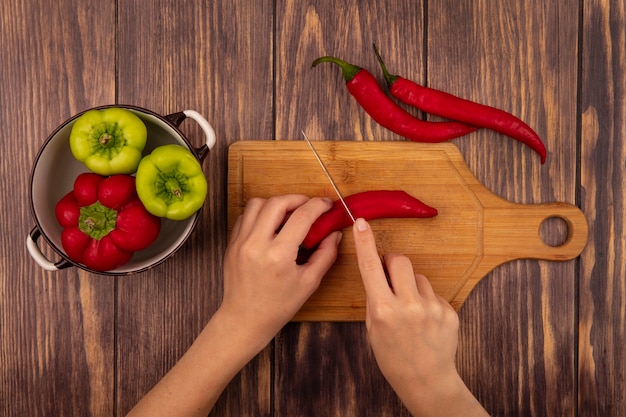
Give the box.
[352,218,489,417]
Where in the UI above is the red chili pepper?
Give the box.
[300,190,437,250]
[373,45,547,163]
[312,56,477,142]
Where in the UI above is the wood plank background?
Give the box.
[1,0,623,416]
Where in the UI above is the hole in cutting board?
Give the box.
[539,216,570,247]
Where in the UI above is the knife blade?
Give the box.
[302,131,356,224]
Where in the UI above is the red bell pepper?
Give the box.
[55,173,161,271]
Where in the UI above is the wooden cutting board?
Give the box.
[227,140,588,321]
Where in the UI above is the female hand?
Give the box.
[126,195,341,417]
[219,194,342,350]
[352,218,489,417]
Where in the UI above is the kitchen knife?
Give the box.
[302,131,356,223]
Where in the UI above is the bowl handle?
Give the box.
[164,110,216,161]
[26,227,72,271]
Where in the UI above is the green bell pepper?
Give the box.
[69,107,147,175]
[135,144,208,220]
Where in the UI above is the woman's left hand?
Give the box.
[220,194,342,349]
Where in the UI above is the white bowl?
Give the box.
[27,105,216,275]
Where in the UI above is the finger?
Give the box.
[253,194,311,238]
[229,215,243,244]
[300,231,342,290]
[238,197,266,239]
[415,273,437,299]
[276,197,333,245]
[352,218,393,299]
[436,294,455,312]
[383,253,418,298]
[433,293,458,329]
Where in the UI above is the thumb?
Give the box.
[302,231,342,288]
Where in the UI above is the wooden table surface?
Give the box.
[1,1,624,416]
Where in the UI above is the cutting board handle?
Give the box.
[484,202,588,262]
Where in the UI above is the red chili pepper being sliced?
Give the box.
[301,190,438,250]
[312,56,477,143]
[373,45,547,163]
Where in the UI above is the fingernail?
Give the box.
[355,218,368,232]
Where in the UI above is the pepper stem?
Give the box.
[155,170,189,204]
[165,178,184,200]
[99,133,114,146]
[311,56,362,83]
[78,201,118,240]
[372,43,399,87]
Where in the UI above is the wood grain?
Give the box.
[1,0,624,416]
[114,0,275,416]
[276,322,411,417]
[428,1,580,416]
[579,0,626,415]
[273,1,423,415]
[0,0,117,416]
[275,0,425,142]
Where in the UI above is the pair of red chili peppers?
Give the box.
[312,45,547,164]
[300,47,547,253]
